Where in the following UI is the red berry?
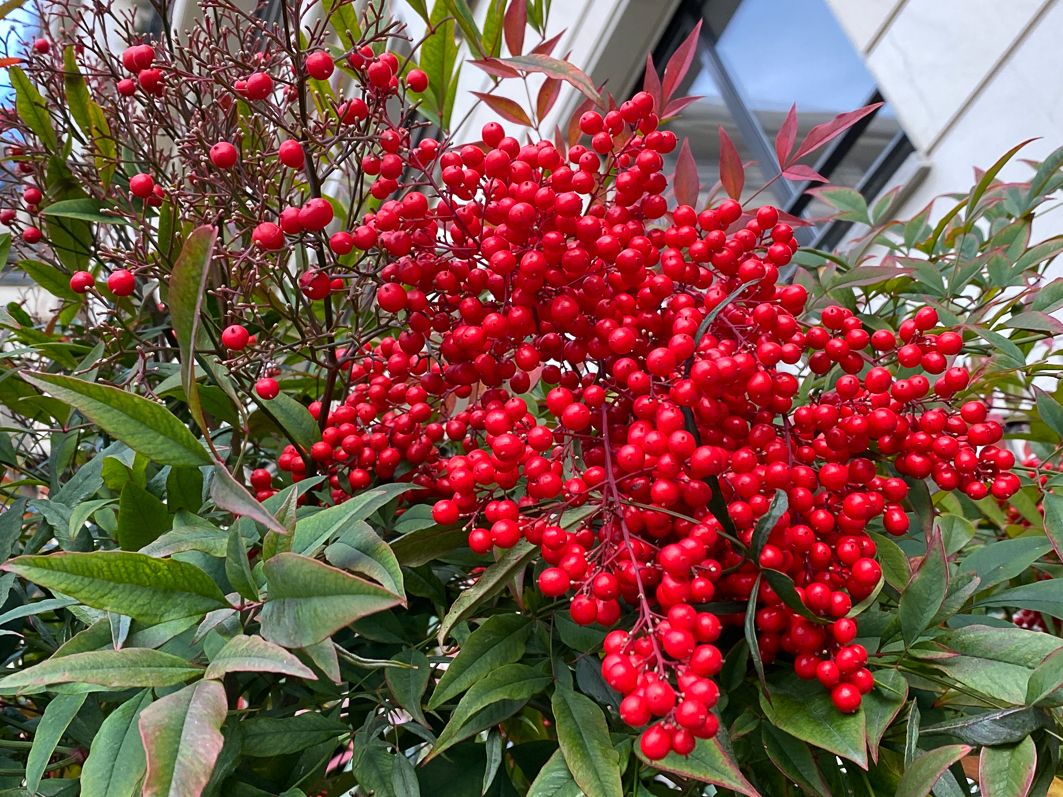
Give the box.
[278,140,305,169]
[222,325,250,351]
[406,69,428,92]
[831,683,862,714]
[252,222,284,250]
[210,142,238,169]
[255,378,279,400]
[129,173,154,199]
[107,269,135,296]
[245,72,273,100]
[304,51,334,80]
[69,271,95,294]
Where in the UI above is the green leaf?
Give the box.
[260,553,403,648]
[441,0,485,57]
[0,0,28,23]
[42,198,125,224]
[167,466,204,514]
[928,625,1063,706]
[761,725,830,797]
[551,686,622,797]
[88,100,115,189]
[240,713,348,757]
[22,372,211,467]
[293,482,414,554]
[392,523,466,567]
[81,690,152,797]
[63,46,91,136]
[386,649,431,726]
[899,525,948,645]
[11,66,57,151]
[209,463,286,535]
[3,550,229,623]
[750,489,787,559]
[896,745,971,797]
[169,226,217,437]
[868,532,911,590]
[527,750,582,797]
[433,665,552,758]
[973,327,1025,369]
[634,734,758,797]
[26,693,86,792]
[430,614,532,709]
[1042,492,1063,561]
[325,520,403,595]
[225,527,258,602]
[1037,386,1063,440]
[139,679,227,797]
[962,535,1052,590]
[437,540,537,644]
[808,186,870,224]
[0,648,202,692]
[973,579,1063,620]
[862,669,908,755]
[261,392,320,454]
[1027,646,1063,705]
[118,481,172,551]
[937,513,976,556]
[921,707,1047,746]
[141,518,227,558]
[19,259,81,301]
[760,671,867,767]
[393,753,421,797]
[420,1,458,122]
[204,634,316,680]
[980,737,1037,797]
[965,139,1033,226]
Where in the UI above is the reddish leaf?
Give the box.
[673,138,699,208]
[662,20,702,104]
[642,53,662,113]
[500,54,601,106]
[503,0,526,57]
[781,164,828,183]
[606,91,619,113]
[469,58,521,79]
[471,92,532,126]
[775,103,798,167]
[792,103,883,163]
[554,124,566,154]
[0,58,22,68]
[531,30,564,56]
[718,126,744,201]
[536,77,561,123]
[662,95,702,120]
[777,208,814,228]
[567,95,596,146]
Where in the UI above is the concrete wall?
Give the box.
[825,0,1063,235]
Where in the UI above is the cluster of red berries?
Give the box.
[5,27,1021,762]
[227,87,1014,758]
[118,44,161,96]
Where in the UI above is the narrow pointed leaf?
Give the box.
[260,553,403,647]
[169,226,216,437]
[503,0,526,56]
[718,126,744,200]
[22,372,211,466]
[896,745,971,797]
[499,54,600,105]
[26,693,86,792]
[775,103,798,167]
[4,551,228,623]
[430,614,532,708]
[637,735,759,797]
[139,679,227,797]
[204,634,316,680]
[980,737,1037,797]
[471,92,533,126]
[673,137,699,208]
[0,648,202,691]
[437,540,537,643]
[661,20,701,103]
[386,648,431,726]
[209,462,286,535]
[81,690,152,797]
[552,687,622,797]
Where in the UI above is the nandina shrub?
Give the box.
[0,0,1060,794]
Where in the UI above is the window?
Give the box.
[648,0,914,249]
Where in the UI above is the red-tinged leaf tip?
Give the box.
[662,95,703,120]
[470,92,532,126]
[673,138,700,208]
[781,164,829,183]
[503,0,526,57]
[0,58,22,68]
[469,58,522,79]
[792,102,883,163]
[776,103,798,167]
[718,125,745,201]
[662,19,702,104]
[776,208,814,228]
[567,95,595,146]
[531,30,565,56]
[500,54,602,106]
[643,53,662,113]
[536,77,561,123]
